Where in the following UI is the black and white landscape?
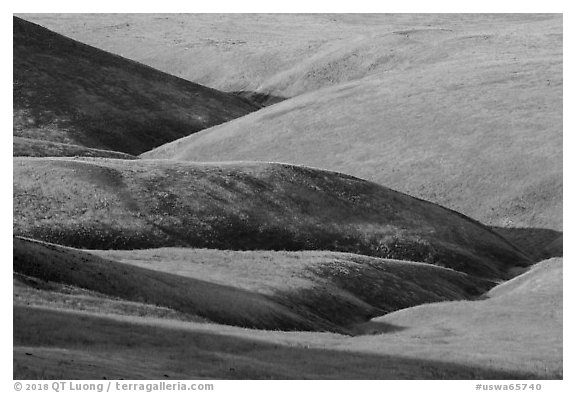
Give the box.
[13,14,562,379]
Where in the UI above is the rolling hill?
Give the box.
[17,13,562,247]
[13,16,258,157]
[14,256,561,379]
[359,257,562,378]
[12,14,562,380]
[19,14,561,99]
[13,237,326,332]
[13,137,137,159]
[13,157,532,279]
[13,236,494,332]
[131,14,562,232]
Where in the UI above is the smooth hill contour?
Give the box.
[13,16,258,157]
[14,157,532,279]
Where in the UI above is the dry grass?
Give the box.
[13,137,137,159]
[361,258,562,378]
[14,237,494,332]
[13,157,531,279]
[14,13,561,246]
[14,273,206,323]
[95,247,496,326]
[108,14,562,231]
[13,237,320,331]
[13,306,544,380]
[13,258,561,379]
[11,14,563,381]
[19,14,559,98]
[490,227,562,261]
[13,16,258,156]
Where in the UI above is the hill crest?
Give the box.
[14,157,532,279]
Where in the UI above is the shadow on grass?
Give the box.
[14,306,556,380]
[348,320,408,335]
[490,227,562,261]
[13,237,482,335]
[231,91,287,107]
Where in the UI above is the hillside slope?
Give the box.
[14,305,543,379]
[13,157,531,279]
[13,16,258,156]
[13,137,137,159]
[358,258,562,377]
[20,14,560,99]
[141,15,562,231]
[13,237,323,331]
[13,257,561,379]
[14,237,494,332]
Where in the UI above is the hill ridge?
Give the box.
[140,14,562,230]
[13,16,259,156]
[14,157,532,280]
[13,236,496,333]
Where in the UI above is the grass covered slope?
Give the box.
[14,306,542,379]
[14,237,494,332]
[13,237,319,331]
[14,157,531,279]
[486,257,561,298]
[94,247,495,326]
[142,15,562,231]
[13,137,136,159]
[20,14,560,99]
[360,258,562,378]
[13,258,560,379]
[13,16,258,156]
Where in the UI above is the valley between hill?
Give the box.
[13,157,531,280]
[12,14,562,380]
[14,256,562,379]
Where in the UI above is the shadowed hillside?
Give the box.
[12,14,562,381]
[13,137,137,159]
[13,256,561,379]
[95,247,495,326]
[20,14,561,228]
[138,14,561,231]
[13,16,258,157]
[491,227,562,261]
[14,157,531,279]
[360,258,562,378]
[20,14,560,98]
[13,237,325,332]
[14,237,494,332]
[14,305,545,379]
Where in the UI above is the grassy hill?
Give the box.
[12,14,562,380]
[361,258,562,378]
[18,13,562,242]
[132,14,561,232]
[13,237,324,331]
[14,157,532,279]
[13,137,137,159]
[14,305,543,379]
[14,257,561,379]
[94,247,495,327]
[19,15,561,230]
[13,16,258,157]
[13,237,494,332]
[19,14,560,99]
